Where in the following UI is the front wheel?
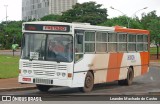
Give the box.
[79,71,94,93]
[36,85,51,92]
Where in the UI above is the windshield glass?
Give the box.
[21,33,73,62]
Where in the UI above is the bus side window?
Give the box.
[108,33,117,52]
[75,30,84,62]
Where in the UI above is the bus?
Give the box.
[18,21,150,92]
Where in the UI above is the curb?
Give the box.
[0,86,36,92]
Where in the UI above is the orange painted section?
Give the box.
[107,53,123,82]
[115,27,150,35]
[140,52,149,75]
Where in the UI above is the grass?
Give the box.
[0,55,19,79]
[150,47,160,55]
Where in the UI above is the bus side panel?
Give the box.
[119,53,128,80]
[73,54,109,86]
[124,53,141,77]
[72,54,95,87]
[140,52,149,75]
[91,54,109,84]
[72,52,149,87]
[106,53,123,82]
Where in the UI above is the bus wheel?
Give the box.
[36,85,51,92]
[125,67,134,85]
[79,71,94,93]
[118,67,134,86]
[118,79,125,86]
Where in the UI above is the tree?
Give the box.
[141,11,158,29]
[140,11,160,42]
[147,18,160,59]
[0,21,22,49]
[100,16,142,29]
[59,2,108,25]
[40,14,61,21]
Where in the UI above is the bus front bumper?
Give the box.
[18,76,73,87]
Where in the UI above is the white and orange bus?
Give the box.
[18,21,150,92]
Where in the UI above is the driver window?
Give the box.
[75,30,84,62]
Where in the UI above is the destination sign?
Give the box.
[24,24,70,32]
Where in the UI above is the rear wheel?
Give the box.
[79,71,94,93]
[118,79,126,85]
[36,85,51,92]
[118,67,134,86]
[125,67,134,85]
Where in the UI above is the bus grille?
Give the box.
[33,78,53,85]
[33,70,56,76]
[22,62,67,70]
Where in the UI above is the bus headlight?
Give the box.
[23,70,27,74]
[28,70,32,74]
[62,73,66,77]
[57,72,61,76]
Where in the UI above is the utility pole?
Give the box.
[110,6,147,28]
[4,5,8,25]
[4,5,8,49]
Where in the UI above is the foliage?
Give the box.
[148,19,160,43]
[100,16,143,29]
[141,11,158,29]
[0,21,22,49]
[150,47,160,55]
[40,14,61,21]
[140,11,160,42]
[59,2,108,25]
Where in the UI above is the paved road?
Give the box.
[0,66,160,101]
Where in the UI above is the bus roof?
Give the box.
[23,21,149,34]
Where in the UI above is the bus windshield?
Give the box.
[21,33,73,62]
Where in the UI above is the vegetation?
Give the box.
[40,14,61,21]
[100,16,143,29]
[0,21,22,49]
[150,47,160,55]
[0,55,19,78]
[59,2,108,25]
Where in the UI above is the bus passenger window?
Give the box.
[108,43,117,52]
[108,33,117,52]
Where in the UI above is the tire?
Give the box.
[36,85,51,92]
[79,71,94,93]
[118,79,126,86]
[125,67,134,85]
[118,67,134,86]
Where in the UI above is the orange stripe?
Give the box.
[115,27,150,35]
[140,52,149,75]
[107,53,123,82]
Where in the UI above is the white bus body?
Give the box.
[19,21,150,92]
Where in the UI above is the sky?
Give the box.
[0,0,160,22]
